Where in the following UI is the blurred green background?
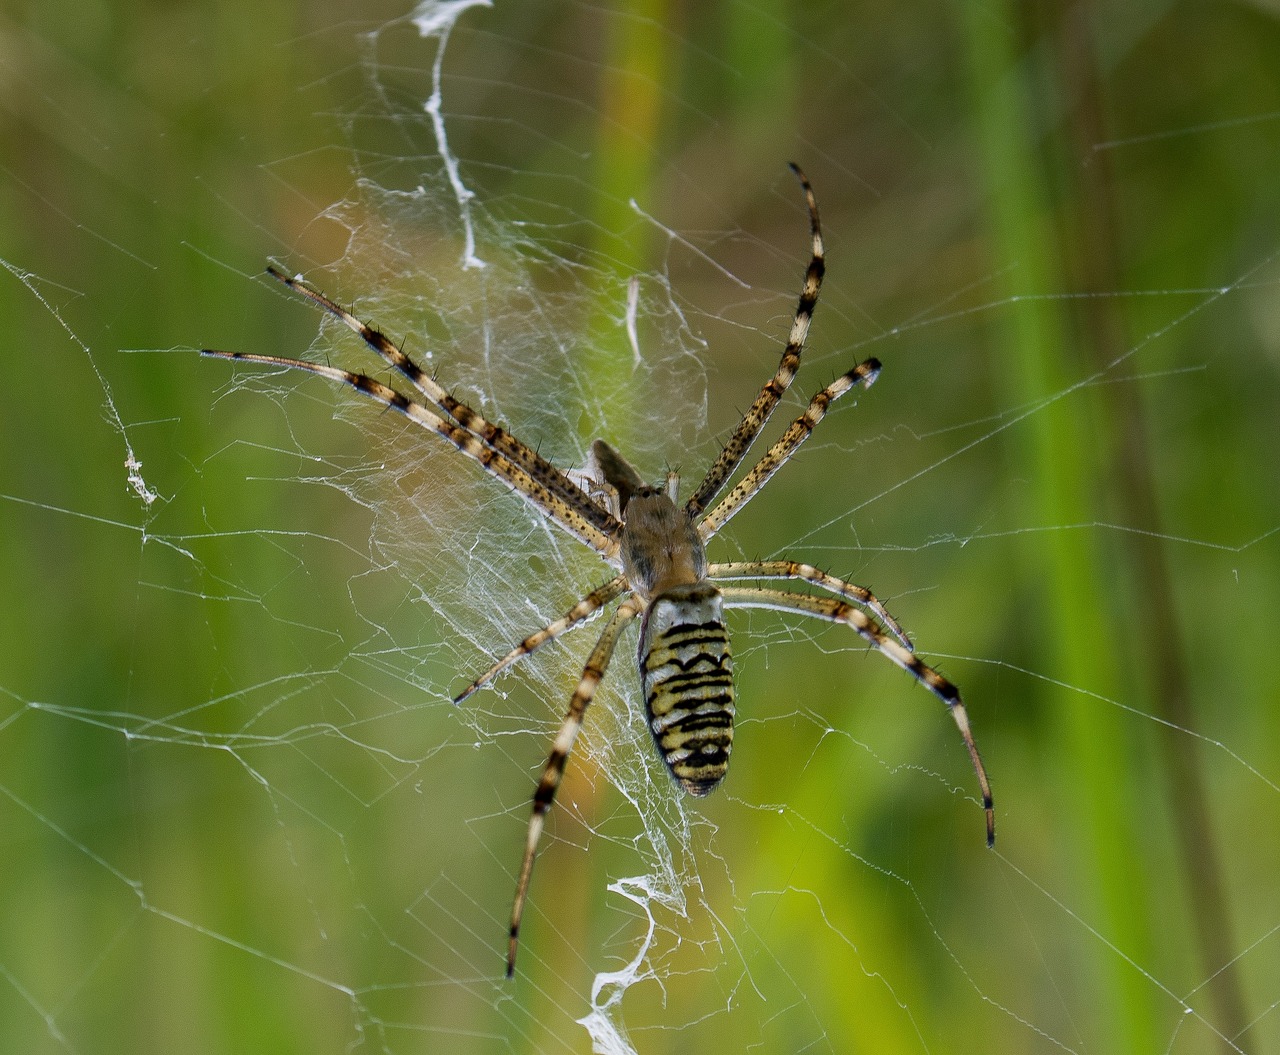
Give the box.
[2,0,1279,1052]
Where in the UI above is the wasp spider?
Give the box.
[204,165,995,978]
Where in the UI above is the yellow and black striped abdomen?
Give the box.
[638,582,734,796]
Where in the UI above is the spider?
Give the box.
[204,164,994,978]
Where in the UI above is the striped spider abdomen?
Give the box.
[638,582,735,795]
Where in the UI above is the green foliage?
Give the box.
[2,0,1277,1051]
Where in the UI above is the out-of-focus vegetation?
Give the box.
[1,1,1278,1052]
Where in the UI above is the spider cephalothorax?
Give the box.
[592,439,736,796]
[205,165,995,978]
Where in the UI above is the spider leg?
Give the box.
[719,585,995,847]
[453,575,630,703]
[685,163,825,518]
[698,358,879,540]
[709,560,911,648]
[259,267,622,541]
[202,350,621,558]
[507,597,643,978]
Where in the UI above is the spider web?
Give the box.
[2,1,1280,1052]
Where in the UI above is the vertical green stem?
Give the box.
[956,4,1158,1048]
[586,0,674,448]
[1052,5,1245,1042]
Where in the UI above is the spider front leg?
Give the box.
[453,576,629,704]
[697,357,880,540]
[258,267,624,544]
[506,597,642,978]
[720,585,994,847]
[202,349,621,557]
[685,163,826,518]
[709,560,912,649]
